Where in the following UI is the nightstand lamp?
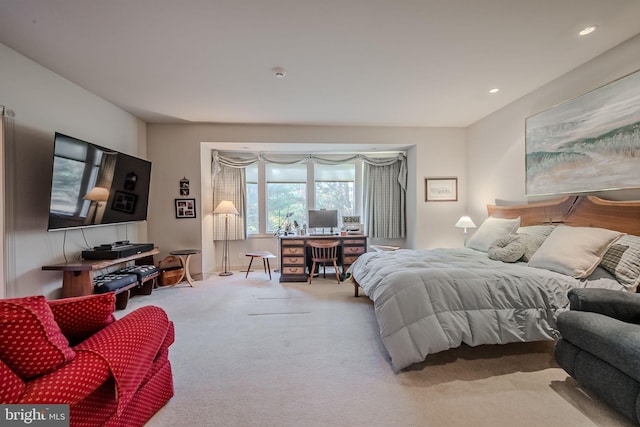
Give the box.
[455,216,477,247]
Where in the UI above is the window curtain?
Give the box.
[212,164,246,241]
[212,150,407,237]
[363,161,406,238]
[1,106,16,298]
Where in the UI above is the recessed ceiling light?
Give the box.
[489,88,500,94]
[579,25,598,36]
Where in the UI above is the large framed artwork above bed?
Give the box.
[348,196,640,371]
[525,69,640,196]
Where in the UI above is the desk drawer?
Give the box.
[344,239,366,245]
[344,246,365,255]
[282,266,305,275]
[282,239,305,245]
[343,255,361,265]
[283,256,304,265]
[282,247,304,255]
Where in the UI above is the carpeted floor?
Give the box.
[120,272,634,427]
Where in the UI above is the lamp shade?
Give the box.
[455,216,476,229]
[214,200,239,215]
[84,186,109,202]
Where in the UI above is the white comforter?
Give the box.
[349,247,620,370]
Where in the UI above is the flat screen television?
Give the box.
[47,132,152,231]
[308,209,338,231]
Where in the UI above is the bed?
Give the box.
[349,196,640,371]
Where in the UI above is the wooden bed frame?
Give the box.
[352,195,640,297]
[488,195,640,236]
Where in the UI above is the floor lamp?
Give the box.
[455,215,477,247]
[84,186,109,225]
[214,200,239,276]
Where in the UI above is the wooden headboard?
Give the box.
[487,196,640,236]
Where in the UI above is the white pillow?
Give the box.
[467,217,520,252]
[528,225,622,278]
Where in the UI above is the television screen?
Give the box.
[47,132,152,231]
[308,209,338,230]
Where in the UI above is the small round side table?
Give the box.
[169,249,201,287]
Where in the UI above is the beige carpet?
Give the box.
[120,272,634,427]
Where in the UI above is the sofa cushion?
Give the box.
[47,293,116,344]
[94,273,138,293]
[557,310,640,383]
[0,296,75,379]
[0,358,25,403]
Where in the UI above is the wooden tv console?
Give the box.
[42,248,159,307]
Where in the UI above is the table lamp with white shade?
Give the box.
[455,215,477,247]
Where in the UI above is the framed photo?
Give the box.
[112,191,137,214]
[175,198,196,219]
[425,177,458,202]
[179,177,190,196]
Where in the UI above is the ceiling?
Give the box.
[1,0,640,127]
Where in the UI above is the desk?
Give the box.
[279,235,367,282]
[169,249,200,287]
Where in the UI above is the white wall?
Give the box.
[467,34,640,224]
[147,124,467,278]
[0,43,147,298]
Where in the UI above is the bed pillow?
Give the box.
[528,226,622,278]
[600,234,640,291]
[488,234,526,263]
[0,296,76,379]
[517,225,555,262]
[467,217,520,252]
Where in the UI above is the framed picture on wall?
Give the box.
[525,68,640,195]
[112,191,137,214]
[175,198,196,218]
[425,177,458,202]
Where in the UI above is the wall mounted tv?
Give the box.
[47,132,152,231]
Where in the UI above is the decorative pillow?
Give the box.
[517,225,555,237]
[517,225,555,262]
[600,234,640,291]
[0,358,25,403]
[467,217,521,252]
[0,296,75,379]
[528,226,622,278]
[47,293,116,344]
[488,234,526,263]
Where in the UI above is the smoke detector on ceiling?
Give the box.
[273,67,287,79]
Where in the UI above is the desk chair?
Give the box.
[308,240,341,284]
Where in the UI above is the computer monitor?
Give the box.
[308,209,338,232]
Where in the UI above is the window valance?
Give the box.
[212,150,407,191]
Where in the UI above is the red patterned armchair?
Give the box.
[0,293,174,427]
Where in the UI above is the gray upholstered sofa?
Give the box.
[555,288,640,424]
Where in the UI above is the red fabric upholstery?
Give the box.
[19,351,111,404]
[47,293,116,344]
[0,358,25,403]
[75,305,170,416]
[0,296,75,379]
[1,297,174,427]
